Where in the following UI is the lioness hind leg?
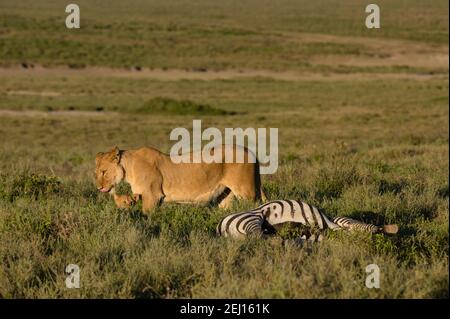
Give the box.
[218,192,236,209]
[228,186,256,202]
[259,187,268,202]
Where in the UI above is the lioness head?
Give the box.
[95,147,124,193]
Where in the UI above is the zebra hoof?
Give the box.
[382,224,399,234]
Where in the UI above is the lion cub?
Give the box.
[113,193,139,209]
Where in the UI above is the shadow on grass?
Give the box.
[347,210,388,226]
[135,97,243,116]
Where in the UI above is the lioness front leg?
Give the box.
[141,192,162,213]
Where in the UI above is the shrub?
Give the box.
[313,164,362,201]
[1,173,61,201]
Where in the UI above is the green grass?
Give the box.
[136,97,233,116]
[0,76,448,114]
[0,0,448,70]
[0,163,447,298]
[0,75,448,298]
[0,0,448,299]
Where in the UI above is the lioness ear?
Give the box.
[95,152,104,162]
[112,146,121,163]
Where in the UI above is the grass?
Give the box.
[0,0,448,299]
[0,161,447,298]
[0,0,448,70]
[136,97,233,116]
[0,76,447,297]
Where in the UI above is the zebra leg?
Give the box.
[333,216,398,234]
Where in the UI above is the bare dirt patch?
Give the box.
[0,109,116,118]
[6,90,62,97]
[281,32,449,70]
[0,65,446,82]
[309,52,449,69]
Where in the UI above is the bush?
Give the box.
[0,173,61,201]
[313,164,362,201]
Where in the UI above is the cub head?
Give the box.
[114,194,137,209]
[95,146,124,193]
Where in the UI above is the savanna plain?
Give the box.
[0,0,448,298]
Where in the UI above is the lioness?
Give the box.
[95,145,267,213]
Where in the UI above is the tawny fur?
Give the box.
[113,193,138,209]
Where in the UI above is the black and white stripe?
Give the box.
[333,216,379,233]
[217,199,397,239]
